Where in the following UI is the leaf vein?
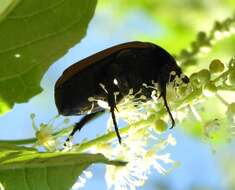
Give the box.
[0,1,92,82]
[0,0,91,54]
[8,0,66,19]
[24,168,31,190]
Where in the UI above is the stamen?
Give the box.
[97,100,109,109]
[113,78,118,85]
[99,83,108,93]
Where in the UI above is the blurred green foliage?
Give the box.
[98,0,235,55]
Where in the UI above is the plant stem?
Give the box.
[0,138,36,145]
[0,126,73,145]
[75,114,159,152]
[212,70,229,83]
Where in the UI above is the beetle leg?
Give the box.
[159,91,175,129]
[64,110,105,145]
[107,91,122,144]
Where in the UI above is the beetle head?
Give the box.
[156,58,189,129]
[160,59,189,87]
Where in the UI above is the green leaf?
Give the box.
[0,0,97,115]
[0,144,125,190]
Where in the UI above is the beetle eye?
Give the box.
[181,74,190,84]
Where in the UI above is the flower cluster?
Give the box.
[176,57,235,144]
[85,78,186,190]
[178,14,235,67]
[104,133,176,190]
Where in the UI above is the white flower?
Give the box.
[35,123,58,151]
[30,114,70,151]
[105,143,147,190]
[71,170,93,190]
[203,119,221,138]
[106,159,147,190]
[144,151,174,175]
[167,134,177,146]
[88,82,180,190]
[104,133,176,190]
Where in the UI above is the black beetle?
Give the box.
[55,41,189,144]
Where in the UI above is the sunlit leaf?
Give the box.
[0,0,97,115]
[0,144,125,190]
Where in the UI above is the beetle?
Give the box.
[55,41,189,144]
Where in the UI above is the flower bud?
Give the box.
[209,59,225,74]
[198,69,211,83]
[153,119,167,133]
[203,82,217,97]
[190,73,200,87]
